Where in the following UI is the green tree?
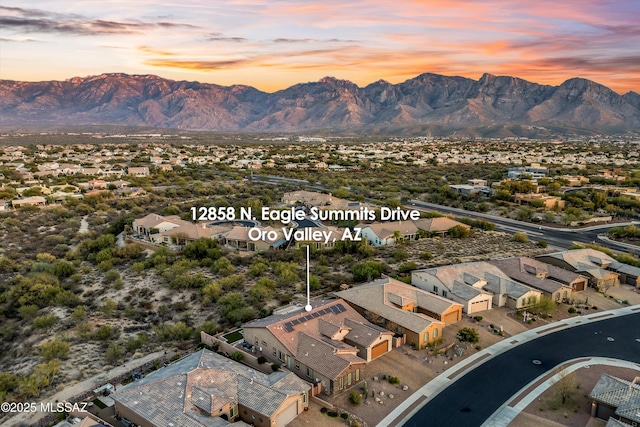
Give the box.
[352,260,386,282]
[456,327,480,343]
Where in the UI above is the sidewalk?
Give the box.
[378,304,640,427]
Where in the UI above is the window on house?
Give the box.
[307,368,315,379]
[295,361,300,370]
[347,373,352,386]
[261,340,267,346]
[442,290,448,298]
[424,333,428,342]
[433,286,439,293]
[278,351,284,362]
[273,347,277,356]
[230,405,237,418]
[339,377,344,389]
[433,328,439,339]
[355,369,360,382]
[302,393,307,404]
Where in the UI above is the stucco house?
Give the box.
[490,257,582,302]
[335,277,461,349]
[358,221,419,246]
[112,349,310,427]
[159,223,233,246]
[132,213,190,239]
[243,299,393,395]
[536,249,621,289]
[127,166,150,177]
[224,226,287,252]
[11,196,47,208]
[412,264,495,314]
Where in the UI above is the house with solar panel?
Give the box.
[242,298,393,396]
[112,348,310,427]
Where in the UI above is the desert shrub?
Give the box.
[33,313,57,329]
[388,376,401,385]
[271,363,281,372]
[257,356,267,364]
[456,327,480,343]
[40,338,70,361]
[513,232,529,243]
[230,351,244,362]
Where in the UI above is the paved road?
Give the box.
[409,200,640,254]
[253,175,640,254]
[403,311,640,427]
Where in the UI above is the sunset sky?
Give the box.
[1,1,639,93]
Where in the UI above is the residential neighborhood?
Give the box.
[1,135,640,427]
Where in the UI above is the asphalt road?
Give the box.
[409,200,639,254]
[403,312,640,427]
[252,175,640,254]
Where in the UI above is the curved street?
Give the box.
[398,309,640,427]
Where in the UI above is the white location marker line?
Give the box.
[305,245,312,312]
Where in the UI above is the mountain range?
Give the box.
[1,72,639,135]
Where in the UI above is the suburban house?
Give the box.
[335,277,462,349]
[132,213,191,239]
[127,166,150,177]
[224,226,287,252]
[413,217,471,236]
[282,190,334,207]
[412,264,495,314]
[159,223,233,246]
[358,221,420,246]
[490,257,583,302]
[507,165,548,179]
[448,179,493,197]
[589,374,640,426]
[112,349,310,427]
[242,298,393,395]
[514,193,565,210]
[423,264,542,310]
[536,249,622,289]
[11,196,47,208]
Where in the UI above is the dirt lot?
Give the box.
[509,365,640,427]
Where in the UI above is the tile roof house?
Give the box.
[590,374,640,426]
[335,277,462,349]
[159,223,232,246]
[132,213,191,240]
[242,298,393,395]
[412,264,496,314]
[112,349,309,427]
[11,195,47,208]
[358,221,420,246]
[490,257,584,302]
[413,217,471,236]
[224,226,287,252]
[536,249,621,289]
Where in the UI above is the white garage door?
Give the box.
[275,401,298,427]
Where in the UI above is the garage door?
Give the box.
[275,401,298,427]
[371,341,388,359]
[442,310,460,325]
[470,299,490,313]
